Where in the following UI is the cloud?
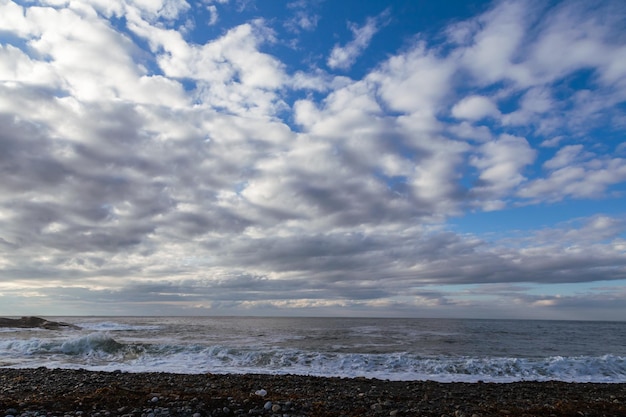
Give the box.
[285,0,320,32]
[368,41,455,123]
[542,145,588,170]
[206,5,218,25]
[470,134,536,200]
[449,0,626,137]
[0,0,625,318]
[327,10,389,70]
[519,156,626,201]
[451,95,500,120]
[453,0,532,86]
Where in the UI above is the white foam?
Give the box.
[76,321,162,332]
[20,342,619,383]
[2,318,625,382]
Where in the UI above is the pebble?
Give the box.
[2,368,625,417]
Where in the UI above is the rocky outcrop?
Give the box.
[0,316,80,330]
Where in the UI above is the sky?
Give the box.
[1,0,626,320]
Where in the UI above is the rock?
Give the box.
[371,403,383,412]
[0,316,80,330]
[271,404,281,412]
[254,389,267,397]
[263,401,272,410]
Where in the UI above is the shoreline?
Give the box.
[1,368,625,417]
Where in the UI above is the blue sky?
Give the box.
[0,0,625,319]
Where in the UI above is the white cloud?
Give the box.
[526,0,622,86]
[327,11,387,70]
[519,157,626,201]
[293,12,319,31]
[1,0,626,318]
[369,42,454,117]
[451,95,500,120]
[501,87,555,130]
[543,144,587,170]
[127,16,287,115]
[0,44,62,86]
[470,134,536,199]
[206,5,218,25]
[540,136,565,148]
[448,121,493,142]
[129,0,191,21]
[450,0,626,140]
[0,1,36,37]
[456,0,532,86]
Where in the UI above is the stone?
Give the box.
[371,403,383,412]
[0,316,80,330]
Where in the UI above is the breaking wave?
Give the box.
[1,334,624,382]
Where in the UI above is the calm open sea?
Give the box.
[1,317,625,382]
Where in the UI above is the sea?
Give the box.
[1,317,625,383]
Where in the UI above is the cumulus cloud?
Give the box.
[470,134,536,200]
[451,95,500,120]
[519,156,626,201]
[0,0,625,318]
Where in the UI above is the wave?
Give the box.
[59,333,127,355]
[1,335,625,382]
[76,321,163,332]
[159,348,626,383]
[0,333,147,365]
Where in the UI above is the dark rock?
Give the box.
[0,316,80,330]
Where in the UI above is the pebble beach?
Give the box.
[1,368,625,417]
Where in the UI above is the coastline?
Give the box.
[1,368,625,417]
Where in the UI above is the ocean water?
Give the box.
[1,317,625,383]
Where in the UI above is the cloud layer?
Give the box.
[0,0,625,318]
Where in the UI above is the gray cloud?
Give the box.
[0,0,625,318]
